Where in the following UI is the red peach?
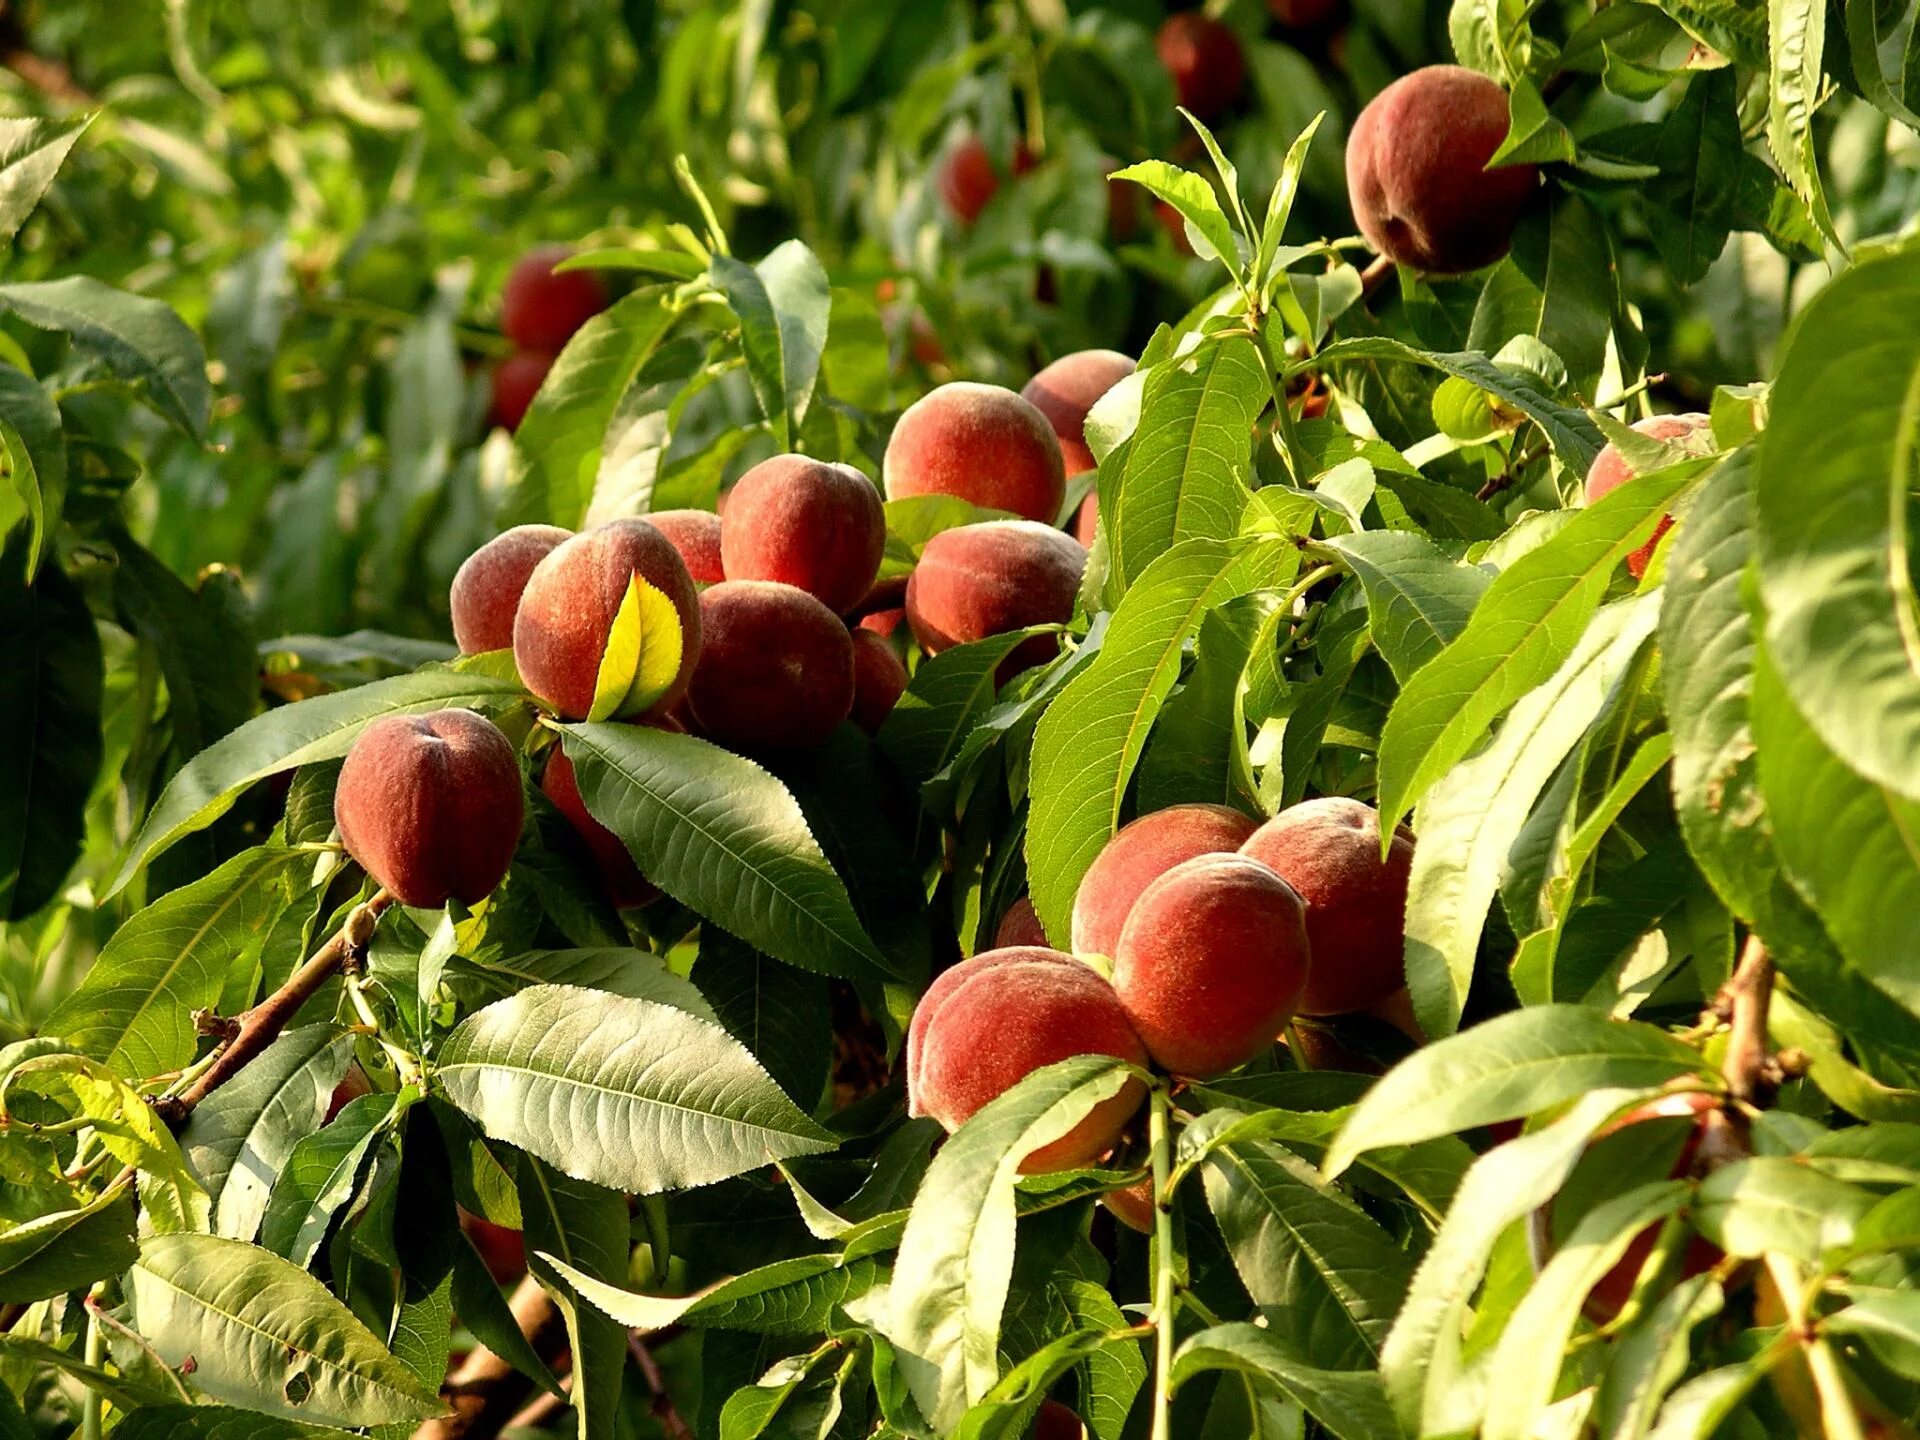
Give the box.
[500,245,609,351]
[644,509,725,586]
[850,628,909,734]
[686,581,855,751]
[450,524,572,655]
[904,521,1086,680]
[1071,804,1258,958]
[720,455,887,614]
[1021,350,1136,477]
[883,382,1067,525]
[1583,413,1713,579]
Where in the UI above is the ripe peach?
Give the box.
[334,710,524,908]
[500,245,609,351]
[1020,350,1135,476]
[686,581,855,751]
[450,524,572,654]
[1345,66,1537,274]
[541,745,656,909]
[720,455,887,614]
[1031,1399,1084,1439]
[644,509,725,586]
[1583,413,1713,579]
[993,897,1049,949]
[1102,1175,1156,1234]
[1579,1090,1723,1323]
[324,1064,372,1123]
[1070,492,1099,548]
[883,382,1067,524]
[904,521,1086,679]
[938,134,1036,226]
[1112,853,1309,1076]
[1156,14,1245,120]
[1270,0,1339,25]
[850,627,909,734]
[860,607,905,637]
[1070,804,1258,958]
[512,519,704,721]
[1240,797,1413,1016]
[489,349,555,432]
[458,1208,527,1286]
[906,947,1147,1173]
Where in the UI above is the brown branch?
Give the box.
[414,1275,566,1440]
[1720,934,1776,1106]
[502,1380,569,1434]
[1358,255,1394,302]
[629,1332,694,1440]
[155,891,393,1126]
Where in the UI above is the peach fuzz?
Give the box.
[904,521,1086,680]
[686,581,855,751]
[883,382,1066,525]
[720,454,886,614]
[1021,350,1135,477]
[1070,803,1258,958]
[450,524,571,654]
[906,947,1146,1174]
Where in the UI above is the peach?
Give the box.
[859,606,905,637]
[644,509,725,586]
[1070,804,1258,958]
[906,947,1147,1173]
[1578,1091,1723,1323]
[1112,853,1309,1076]
[1156,13,1246,120]
[720,455,886,614]
[325,1064,372,1123]
[500,245,609,351]
[686,581,855,750]
[1070,491,1099,548]
[1270,0,1339,24]
[1345,66,1537,274]
[938,134,1036,226]
[1020,350,1135,477]
[489,349,555,432]
[450,524,572,654]
[334,709,524,908]
[850,628,909,734]
[1240,797,1413,1016]
[512,519,703,721]
[1032,1399,1084,1439]
[1583,413,1713,579]
[459,1208,527,1286]
[904,521,1086,680]
[883,382,1066,524]
[993,897,1049,949]
[541,745,656,909]
[1102,1175,1156,1234]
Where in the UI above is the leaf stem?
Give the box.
[81,1284,105,1440]
[1149,1082,1176,1440]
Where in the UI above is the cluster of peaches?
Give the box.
[908,797,1414,1184]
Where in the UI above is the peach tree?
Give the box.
[3,3,1920,1439]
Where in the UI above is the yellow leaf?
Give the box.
[590,572,684,720]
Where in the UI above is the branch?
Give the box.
[414,1275,566,1440]
[1720,934,1775,1106]
[155,891,393,1126]
[1358,254,1394,302]
[628,1332,694,1440]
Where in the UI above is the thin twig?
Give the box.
[628,1332,695,1440]
[501,1377,570,1433]
[1358,254,1394,301]
[413,1275,566,1440]
[1721,935,1775,1106]
[155,891,393,1126]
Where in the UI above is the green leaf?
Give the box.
[109,669,525,896]
[1693,1156,1877,1262]
[1137,591,1275,813]
[1377,463,1699,832]
[1171,1323,1404,1440]
[1490,77,1575,165]
[0,276,210,438]
[1403,591,1661,1035]
[560,722,895,982]
[1102,336,1270,591]
[1642,70,1742,285]
[1467,192,1615,396]
[1378,1089,1649,1436]
[1764,0,1840,251]
[1255,115,1325,294]
[260,1091,402,1267]
[452,946,715,1016]
[1026,537,1288,938]
[1321,532,1491,684]
[1753,245,1920,806]
[129,1233,442,1428]
[1483,1182,1690,1440]
[884,1055,1141,1430]
[1826,1292,1920,1379]
[0,535,101,920]
[1325,1008,1696,1178]
[517,1158,628,1440]
[711,240,831,448]
[546,1250,882,1335]
[698,927,833,1114]
[0,114,91,245]
[181,1024,353,1241]
[1110,160,1240,270]
[0,364,65,581]
[583,334,706,527]
[437,983,836,1195]
[0,1190,138,1304]
[878,628,1053,787]
[504,286,683,527]
[44,846,305,1079]
[115,1406,361,1439]
[450,1233,562,1397]
[1593,1275,1725,1440]
[1202,1139,1414,1369]
[1308,338,1604,473]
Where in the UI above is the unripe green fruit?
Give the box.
[334,709,523,908]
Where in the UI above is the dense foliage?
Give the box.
[4,1,1920,1438]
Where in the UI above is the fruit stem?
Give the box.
[1149,1082,1176,1440]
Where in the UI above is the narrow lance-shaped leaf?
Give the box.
[0,115,92,245]
[711,239,831,448]
[436,984,836,1195]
